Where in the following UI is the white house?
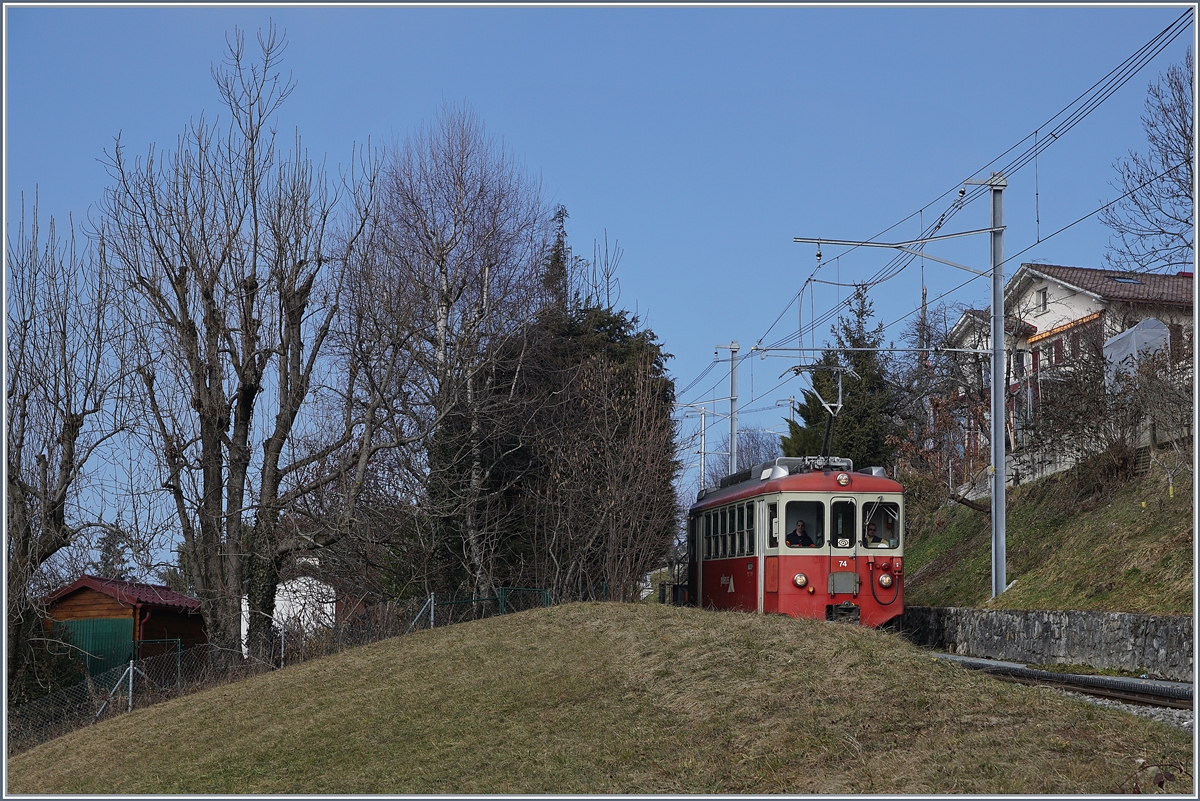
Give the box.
[944,263,1192,487]
[240,557,337,656]
[950,263,1192,375]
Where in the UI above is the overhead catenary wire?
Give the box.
[876,155,1189,336]
[774,10,1191,345]
[676,10,1192,432]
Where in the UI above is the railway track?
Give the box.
[935,655,1193,711]
[989,669,1194,710]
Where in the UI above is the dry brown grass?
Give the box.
[906,465,1193,613]
[7,602,1193,794]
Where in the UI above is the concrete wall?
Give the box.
[899,606,1194,682]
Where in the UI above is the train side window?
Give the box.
[767,503,778,549]
[863,501,901,549]
[715,506,724,556]
[784,500,824,548]
[726,507,733,557]
[705,512,713,559]
[728,507,735,557]
[691,513,700,563]
[831,500,856,549]
[712,509,719,558]
[746,502,755,555]
[736,505,745,555]
[714,509,721,558]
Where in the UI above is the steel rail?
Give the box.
[973,665,1194,711]
[993,673,1193,710]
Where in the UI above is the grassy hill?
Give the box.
[7,602,1191,794]
[905,464,1193,614]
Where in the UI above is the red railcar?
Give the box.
[686,456,904,626]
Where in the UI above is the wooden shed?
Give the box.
[45,575,207,676]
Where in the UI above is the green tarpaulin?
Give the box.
[55,618,134,677]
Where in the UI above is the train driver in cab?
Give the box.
[786,519,816,548]
[866,523,887,547]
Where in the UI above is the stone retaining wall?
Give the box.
[899,606,1194,682]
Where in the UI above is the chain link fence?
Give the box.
[8,588,553,755]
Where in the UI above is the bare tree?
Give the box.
[98,25,386,660]
[703,428,783,489]
[1101,49,1194,274]
[6,198,130,696]
[377,104,549,601]
[524,349,678,602]
[892,301,996,512]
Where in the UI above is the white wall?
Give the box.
[240,576,337,656]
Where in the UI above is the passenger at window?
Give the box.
[786,520,815,548]
[866,523,887,547]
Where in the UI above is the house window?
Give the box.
[1031,347,1040,372]
[1070,332,1080,360]
[1035,288,1048,314]
[1052,339,1063,365]
[1013,350,1025,378]
[1169,324,1184,361]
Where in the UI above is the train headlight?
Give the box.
[836,472,851,487]
[793,573,808,588]
[878,573,894,588]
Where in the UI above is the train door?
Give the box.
[762,501,779,613]
[687,515,698,606]
[756,500,766,613]
[828,497,860,615]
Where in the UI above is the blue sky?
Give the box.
[5,4,1195,489]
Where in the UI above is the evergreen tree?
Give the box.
[89,530,132,581]
[780,386,833,458]
[779,286,901,469]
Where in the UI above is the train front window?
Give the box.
[831,500,856,549]
[784,501,824,548]
[863,500,901,549]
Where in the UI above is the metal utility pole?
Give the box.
[729,341,739,474]
[677,401,721,488]
[715,342,739,475]
[794,171,1009,597]
[968,172,1008,598]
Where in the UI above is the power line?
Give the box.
[777,10,1191,348]
[676,355,718,397]
[877,155,1189,335]
[675,10,1192,421]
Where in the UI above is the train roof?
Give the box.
[690,456,903,511]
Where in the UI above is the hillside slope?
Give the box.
[7,603,1191,794]
[905,464,1193,614]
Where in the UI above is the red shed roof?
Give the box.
[46,575,201,613]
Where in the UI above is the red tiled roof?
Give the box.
[1026,264,1193,306]
[45,575,202,612]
